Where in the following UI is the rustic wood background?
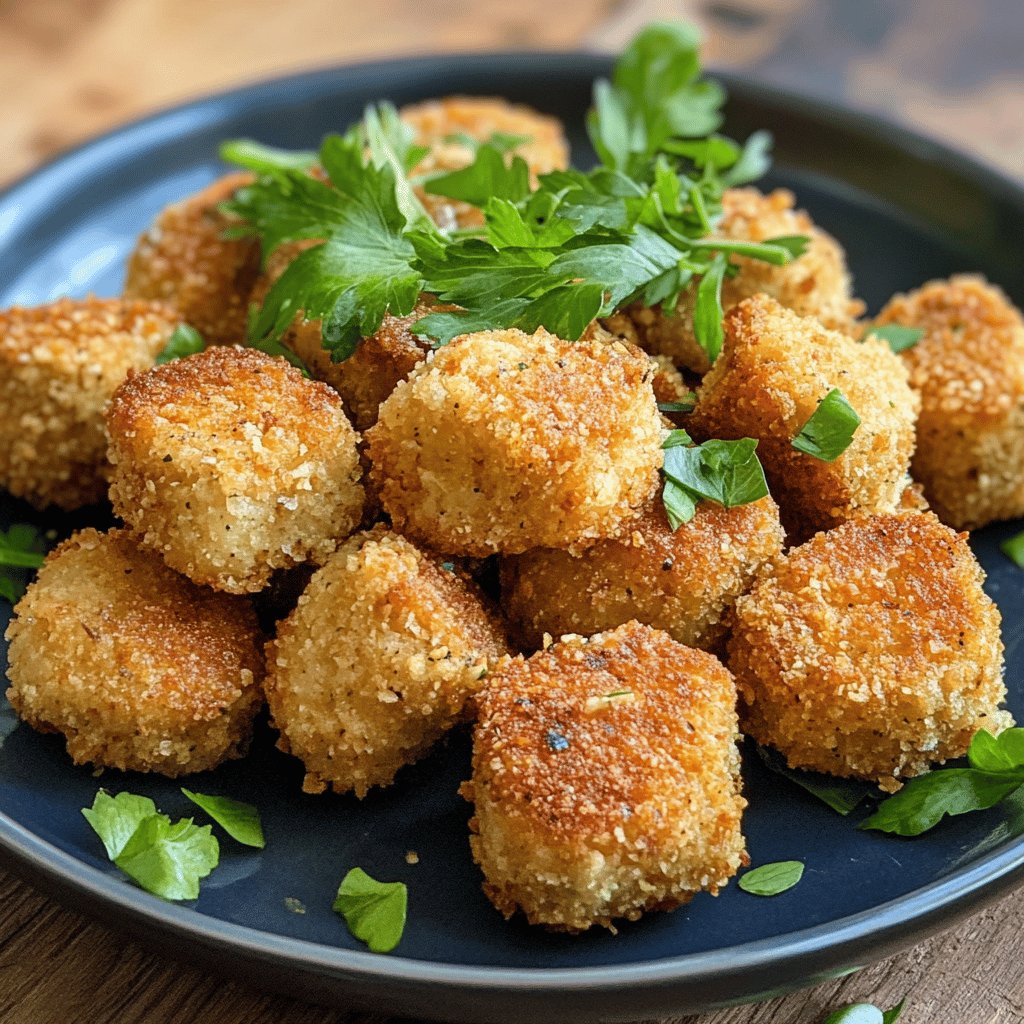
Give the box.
[2,1,1023,1022]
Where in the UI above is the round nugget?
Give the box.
[5,528,264,775]
[0,297,179,510]
[106,346,364,593]
[366,328,662,556]
[874,275,1024,529]
[124,173,260,345]
[689,294,919,539]
[466,621,746,931]
[501,496,783,652]
[400,96,570,230]
[730,512,1009,791]
[265,527,509,797]
[605,188,863,374]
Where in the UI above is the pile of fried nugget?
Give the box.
[2,96,1023,934]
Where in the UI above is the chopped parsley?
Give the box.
[181,789,265,848]
[0,524,46,604]
[862,323,924,354]
[791,388,861,462]
[82,790,219,901]
[737,860,804,896]
[860,728,1024,836]
[156,324,205,364]
[1001,528,1024,568]
[333,867,407,953]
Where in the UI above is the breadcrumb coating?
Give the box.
[366,327,662,556]
[874,275,1024,529]
[689,295,919,540]
[0,297,178,510]
[466,621,746,931]
[730,512,1009,791]
[250,242,445,431]
[106,346,364,593]
[500,496,783,653]
[5,528,264,775]
[400,96,570,230]
[124,173,259,345]
[605,188,863,373]
[265,527,509,797]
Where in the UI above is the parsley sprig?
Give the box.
[0,524,47,604]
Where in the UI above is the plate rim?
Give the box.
[2,49,1024,1012]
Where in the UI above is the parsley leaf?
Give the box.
[423,144,532,207]
[181,789,265,849]
[792,388,861,462]
[82,790,219,901]
[1001,528,1024,568]
[823,1001,905,1024]
[333,867,407,953]
[860,729,1024,836]
[738,860,804,896]
[757,745,877,816]
[0,524,46,604]
[862,323,924,354]
[156,324,205,364]
[219,139,318,175]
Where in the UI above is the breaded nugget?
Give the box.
[124,173,259,345]
[5,528,264,775]
[106,346,364,594]
[465,621,746,931]
[265,527,509,797]
[400,96,569,230]
[730,512,1009,791]
[500,496,783,652]
[0,297,178,510]
[605,188,863,374]
[366,328,662,556]
[689,295,918,539]
[250,242,442,431]
[874,275,1024,529]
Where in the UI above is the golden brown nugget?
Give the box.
[265,527,508,797]
[5,528,264,776]
[106,346,364,594]
[874,275,1024,529]
[366,327,662,556]
[0,297,178,510]
[466,621,746,932]
[124,173,259,345]
[400,96,570,230]
[605,187,863,374]
[500,496,783,652]
[730,512,1009,791]
[689,295,918,539]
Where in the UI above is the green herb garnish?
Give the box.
[862,323,924,354]
[757,745,877,816]
[333,867,408,953]
[823,1000,905,1024]
[737,860,804,896]
[1001,528,1024,568]
[861,729,1024,836]
[219,139,319,175]
[657,393,697,414]
[792,388,861,462]
[82,790,219,901]
[181,789,265,848]
[156,324,205,364]
[0,524,46,604]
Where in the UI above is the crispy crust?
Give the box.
[689,295,919,540]
[500,496,784,652]
[5,528,264,775]
[366,328,663,556]
[467,621,747,931]
[875,275,1024,529]
[106,345,364,593]
[729,512,1009,790]
[605,188,864,373]
[265,527,509,797]
[0,297,178,510]
[124,173,259,345]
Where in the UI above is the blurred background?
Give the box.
[3,0,1022,188]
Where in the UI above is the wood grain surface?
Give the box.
[1,1,1023,1022]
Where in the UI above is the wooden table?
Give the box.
[2,1,1023,1021]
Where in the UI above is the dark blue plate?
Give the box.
[1,54,1023,1023]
